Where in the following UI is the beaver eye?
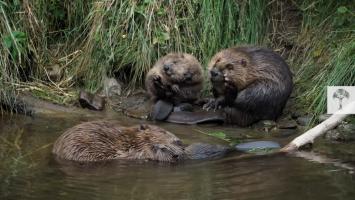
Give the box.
[226,64,233,70]
[240,59,247,66]
[173,140,183,146]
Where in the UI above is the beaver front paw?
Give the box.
[152,75,167,96]
[202,97,225,111]
[170,84,180,93]
[152,75,162,86]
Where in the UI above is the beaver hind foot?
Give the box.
[150,100,174,121]
[185,143,232,159]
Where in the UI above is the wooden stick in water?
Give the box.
[281,100,355,152]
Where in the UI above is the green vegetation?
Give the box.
[0,0,354,118]
[293,0,355,117]
[195,129,244,146]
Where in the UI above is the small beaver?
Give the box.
[204,46,293,126]
[145,53,204,105]
[52,121,185,163]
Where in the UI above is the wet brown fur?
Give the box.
[145,53,203,104]
[207,46,293,126]
[52,121,185,163]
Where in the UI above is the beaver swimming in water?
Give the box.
[204,46,293,127]
[53,120,231,163]
[52,121,185,163]
[145,53,204,105]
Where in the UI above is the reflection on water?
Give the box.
[0,114,354,200]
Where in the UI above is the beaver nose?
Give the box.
[210,69,219,77]
[184,72,192,81]
[163,64,171,72]
[172,154,179,159]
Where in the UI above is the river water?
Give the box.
[0,113,354,200]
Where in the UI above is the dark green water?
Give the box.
[0,114,354,200]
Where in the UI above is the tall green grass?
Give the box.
[291,0,355,117]
[0,0,354,119]
[1,0,268,104]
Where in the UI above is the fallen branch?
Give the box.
[281,100,355,152]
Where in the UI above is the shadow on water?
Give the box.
[1,113,355,200]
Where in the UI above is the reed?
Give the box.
[0,0,354,119]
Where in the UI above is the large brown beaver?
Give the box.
[145,53,204,105]
[52,121,186,163]
[53,120,231,163]
[204,46,293,127]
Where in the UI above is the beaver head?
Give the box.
[208,48,257,91]
[157,53,203,84]
[127,124,186,163]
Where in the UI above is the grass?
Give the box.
[0,0,354,120]
[290,0,355,118]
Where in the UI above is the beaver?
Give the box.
[52,120,232,163]
[204,46,293,126]
[145,53,204,105]
[52,121,185,163]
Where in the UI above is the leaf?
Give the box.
[3,36,13,49]
[206,131,229,141]
[2,31,27,60]
[13,31,26,41]
[337,6,348,14]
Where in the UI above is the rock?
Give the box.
[150,100,174,121]
[296,115,313,126]
[103,77,121,97]
[117,92,152,119]
[336,124,355,141]
[257,120,276,128]
[318,114,331,122]
[235,141,281,153]
[105,90,153,119]
[324,130,344,141]
[277,119,298,129]
[79,91,105,111]
[324,124,355,142]
[338,123,355,133]
[291,110,306,119]
[253,120,276,132]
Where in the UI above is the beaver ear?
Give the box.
[240,59,247,67]
[139,124,148,130]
